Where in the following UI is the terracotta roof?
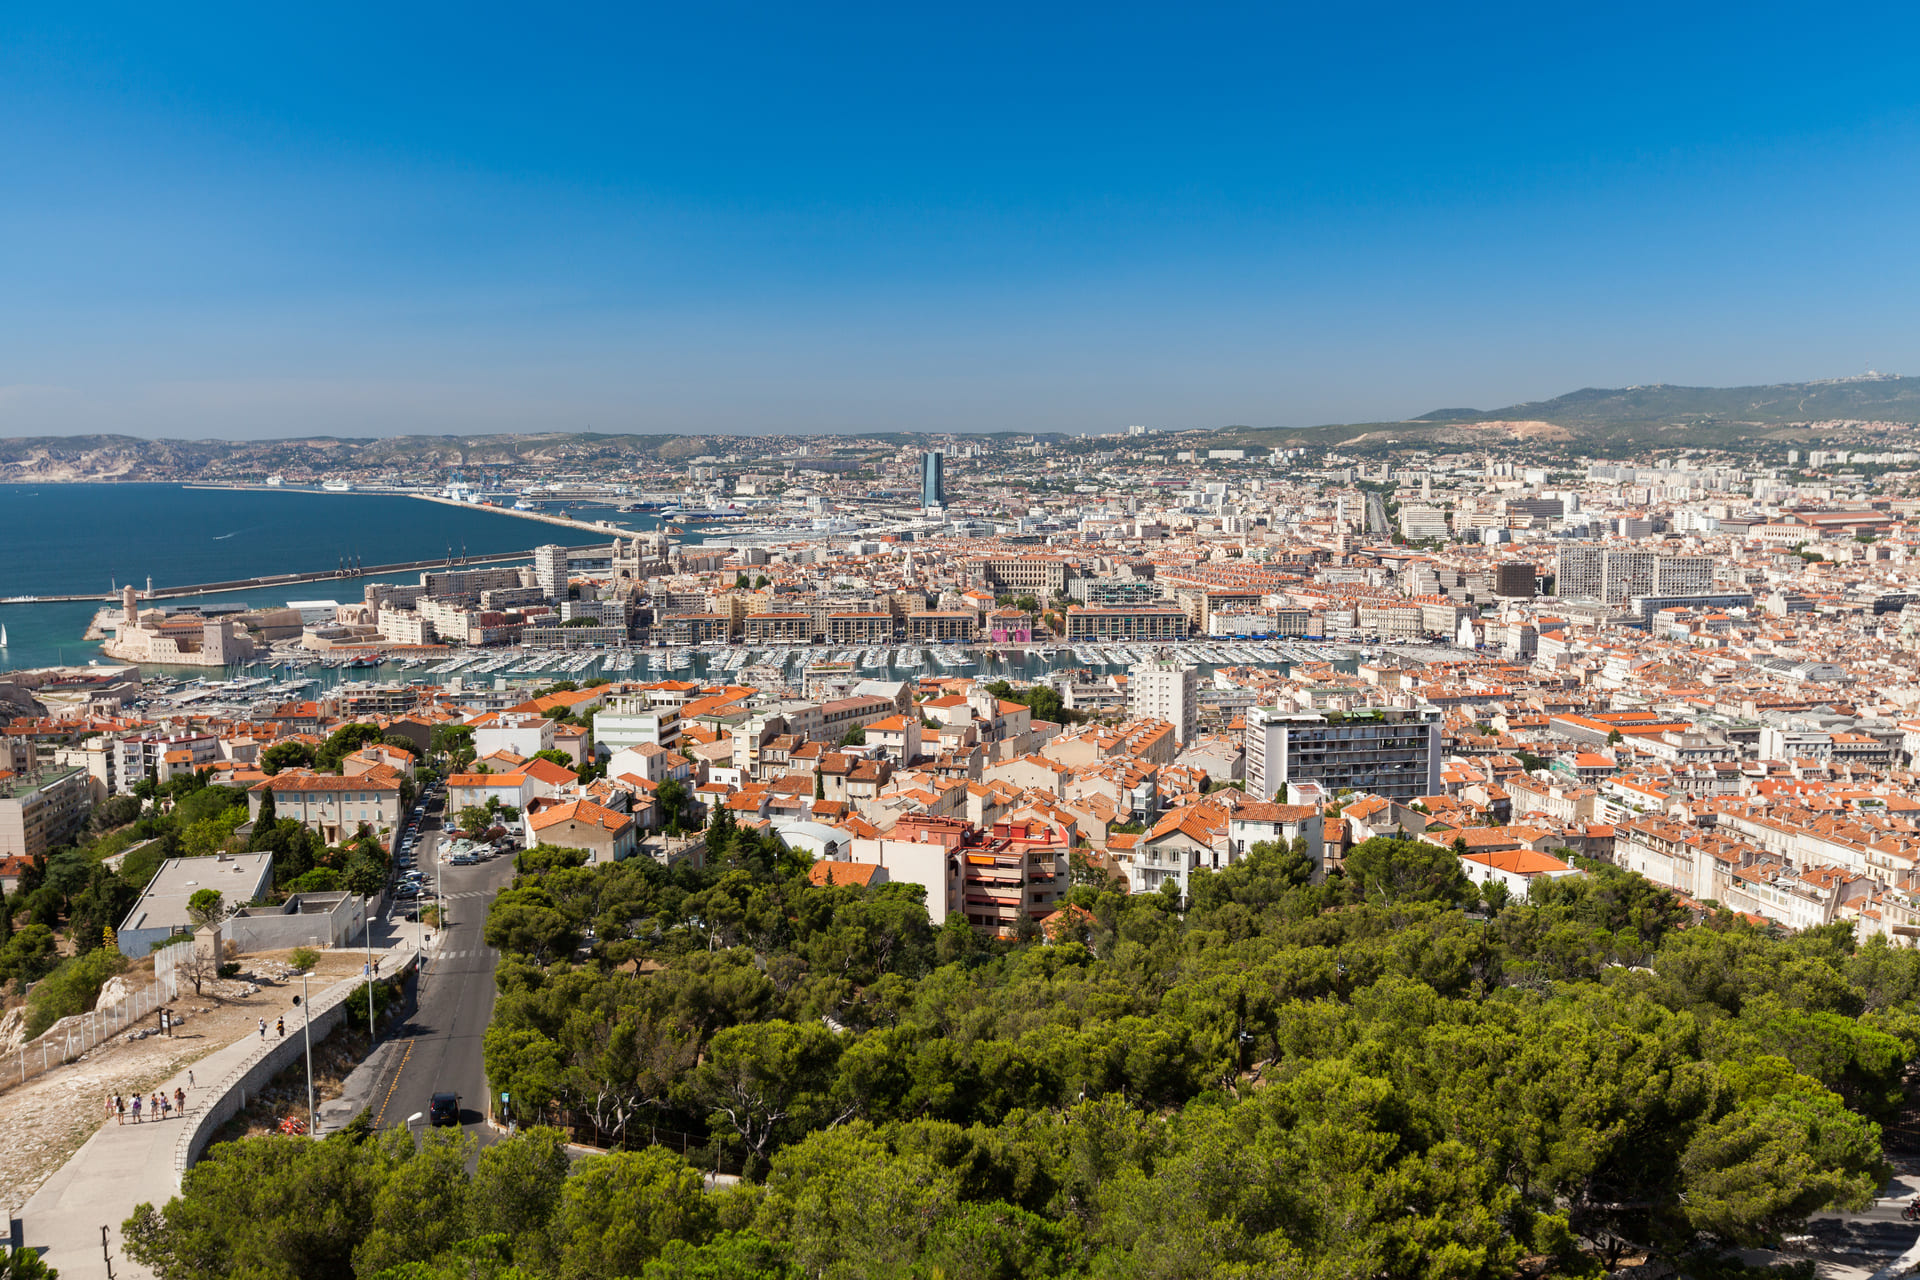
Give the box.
[251,771,399,793]
[808,861,885,887]
[528,798,630,834]
[1461,848,1573,876]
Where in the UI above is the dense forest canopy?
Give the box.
[126,823,1920,1278]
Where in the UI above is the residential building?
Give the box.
[0,766,90,861]
[1129,660,1198,746]
[908,611,978,643]
[525,798,636,863]
[1063,606,1187,642]
[827,612,895,644]
[533,544,570,600]
[744,613,813,645]
[1244,705,1442,802]
[248,770,406,845]
[113,732,220,794]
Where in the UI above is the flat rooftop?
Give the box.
[120,852,275,934]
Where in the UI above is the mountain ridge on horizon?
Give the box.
[2,374,1917,472]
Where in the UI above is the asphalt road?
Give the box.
[363,809,519,1150]
[1799,1168,1920,1265]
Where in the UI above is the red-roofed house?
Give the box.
[526,798,635,863]
[1457,847,1581,895]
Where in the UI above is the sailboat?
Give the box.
[1,623,8,647]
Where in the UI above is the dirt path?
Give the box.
[0,949,369,1213]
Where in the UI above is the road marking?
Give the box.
[372,1037,415,1128]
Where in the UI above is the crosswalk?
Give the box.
[433,949,494,960]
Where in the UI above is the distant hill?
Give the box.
[0,429,1049,482]
[1214,373,1920,453]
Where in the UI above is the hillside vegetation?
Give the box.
[122,821,1920,1279]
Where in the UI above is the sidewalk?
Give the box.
[20,945,414,1280]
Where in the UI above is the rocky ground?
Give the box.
[0,949,369,1213]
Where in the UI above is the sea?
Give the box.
[0,483,667,675]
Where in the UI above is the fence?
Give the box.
[0,970,178,1098]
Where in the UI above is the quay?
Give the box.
[1,545,609,605]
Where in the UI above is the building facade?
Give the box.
[1128,660,1198,745]
[1244,705,1442,802]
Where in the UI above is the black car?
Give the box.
[429,1092,460,1126]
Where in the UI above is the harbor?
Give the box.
[110,637,1379,722]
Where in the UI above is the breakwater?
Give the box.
[4,544,610,605]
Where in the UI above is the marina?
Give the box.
[114,638,1380,721]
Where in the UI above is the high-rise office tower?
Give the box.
[921,451,945,508]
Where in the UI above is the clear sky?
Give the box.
[6,2,1920,440]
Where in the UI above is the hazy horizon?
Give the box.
[8,5,1920,440]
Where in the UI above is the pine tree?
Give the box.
[250,788,278,851]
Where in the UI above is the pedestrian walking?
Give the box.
[258,1017,267,1040]
[188,1069,195,1087]
[115,1095,125,1124]
[174,1086,186,1115]
[131,1095,141,1123]
[104,1093,113,1124]
[276,1016,285,1038]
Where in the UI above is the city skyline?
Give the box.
[9,4,1920,439]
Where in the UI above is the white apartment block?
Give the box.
[533,544,570,600]
[1556,547,1716,602]
[1128,661,1198,745]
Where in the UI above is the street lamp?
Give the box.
[292,969,315,1138]
[363,910,376,1046]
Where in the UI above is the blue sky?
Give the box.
[5,2,1920,439]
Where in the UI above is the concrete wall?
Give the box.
[171,952,417,1188]
[224,894,366,953]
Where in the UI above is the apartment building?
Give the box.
[1556,547,1718,603]
[827,612,896,644]
[0,766,91,861]
[1128,660,1198,746]
[659,614,733,645]
[1063,606,1188,642]
[113,732,220,794]
[533,544,570,599]
[744,613,813,645]
[908,611,978,643]
[594,696,683,753]
[1244,705,1442,802]
[249,770,405,845]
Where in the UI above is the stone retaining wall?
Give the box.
[171,951,418,1189]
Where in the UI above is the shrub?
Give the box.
[288,947,320,972]
[24,946,128,1038]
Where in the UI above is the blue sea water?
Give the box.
[0,484,650,674]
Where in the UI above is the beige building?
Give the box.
[0,766,91,861]
[525,798,635,863]
[248,769,406,845]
